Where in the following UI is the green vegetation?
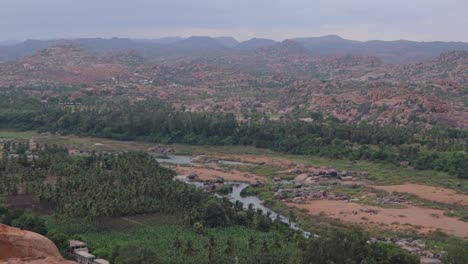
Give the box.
[2,88,468,263]
[240,186,261,197]
[0,139,429,264]
[48,216,303,264]
[0,89,466,179]
[441,239,468,264]
[0,130,36,139]
[303,229,419,264]
[214,184,233,195]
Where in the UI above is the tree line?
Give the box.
[0,90,467,178]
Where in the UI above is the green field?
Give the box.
[48,214,301,264]
[0,130,37,139]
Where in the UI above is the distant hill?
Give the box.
[1,35,468,63]
[254,39,306,56]
[174,36,226,51]
[0,40,21,46]
[293,35,468,63]
[214,37,239,48]
[134,37,184,45]
[236,38,277,50]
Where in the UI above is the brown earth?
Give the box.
[1,257,76,264]
[175,166,265,183]
[289,200,468,238]
[373,184,468,206]
[0,224,75,263]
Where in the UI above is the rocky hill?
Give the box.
[0,45,135,86]
[0,44,467,128]
[394,51,468,86]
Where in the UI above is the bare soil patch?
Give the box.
[289,200,468,238]
[373,184,468,206]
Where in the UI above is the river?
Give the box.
[227,183,311,238]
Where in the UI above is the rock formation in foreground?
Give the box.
[0,224,76,264]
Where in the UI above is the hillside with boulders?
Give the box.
[0,43,467,129]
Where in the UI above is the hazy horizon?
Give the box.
[3,34,468,44]
[1,0,468,42]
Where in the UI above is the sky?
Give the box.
[1,0,468,42]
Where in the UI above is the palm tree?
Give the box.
[248,236,256,252]
[184,240,195,257]
[224,238,235,264]
[173,237,182,252]
[207,236,216,263]
[261,240,269,254]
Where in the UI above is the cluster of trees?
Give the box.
[0,90,467,178]
[238,121,468,178]
[1,145,199,218]
[105,228,421,264]
[302,229,420,264]
[0,142,287,233]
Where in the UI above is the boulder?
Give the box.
[340,176,353,181]
[250,180,264,188]
[420,257,441,264]
[290,169,302,174]
[293,173,309,183]
[341,181,359,188]
[188,172,199,180]
[304,177,316,185]
[3,258,77,264]
[0,224,76,263]
[399,161,410,167]
[295,183,304,188]
[215,177,225,184]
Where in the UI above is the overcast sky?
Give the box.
[1,0,467,42]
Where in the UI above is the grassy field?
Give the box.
[0,130,37,139]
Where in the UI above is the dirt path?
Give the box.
[289,200,468,238]
[373,184,468,206]
[175,166,266,183]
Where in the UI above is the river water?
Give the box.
[227,183,311,238]
[180,178,311,237]
[156,155,193,165]
[167,155,311,237]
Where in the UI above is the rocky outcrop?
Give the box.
[0,224,75,264]
[1,257,76,264]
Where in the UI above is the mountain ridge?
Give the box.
[3,35,468,63]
